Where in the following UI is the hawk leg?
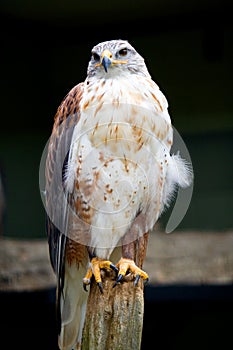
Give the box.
[114,231,149,287]
[83,257,118,293]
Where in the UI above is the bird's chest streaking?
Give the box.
[66,76,172,252]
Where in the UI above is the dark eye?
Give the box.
[118,48,128,56]
[92,52,100,61]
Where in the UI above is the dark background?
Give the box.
[0,1,232,349]
[0,284,233,349]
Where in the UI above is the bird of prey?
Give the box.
[45,39,192,350]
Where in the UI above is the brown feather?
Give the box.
[66,239,88,267]
[45,82,85,338]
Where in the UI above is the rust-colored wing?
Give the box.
[45,82,84,331]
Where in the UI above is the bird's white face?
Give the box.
[87,39,150,78]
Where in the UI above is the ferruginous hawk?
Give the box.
[45,39,192,350]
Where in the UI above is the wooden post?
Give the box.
[81,271,144,350]
[81,233,148,350]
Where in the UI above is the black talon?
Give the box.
[116,273,124,283]
[83,283,89,292]
[97,282,104,294]
[110,263,119,275]
[134,274,140,286]
[144,278,149,285]
[113,274,123,288]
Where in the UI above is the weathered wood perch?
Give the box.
[82,273,144,350]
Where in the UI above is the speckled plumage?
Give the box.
[46,39,192,350]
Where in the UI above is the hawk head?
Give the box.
[87,39,150,78]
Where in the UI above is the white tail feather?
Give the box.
[59,263,89,350]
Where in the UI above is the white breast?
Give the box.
[66,75,174,256]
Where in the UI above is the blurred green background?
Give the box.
[0,0,232,238]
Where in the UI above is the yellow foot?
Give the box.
[114,258,149,287]
[83,257,118,293]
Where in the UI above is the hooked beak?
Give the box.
[100,49,113,72]
[102,55,112,72]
